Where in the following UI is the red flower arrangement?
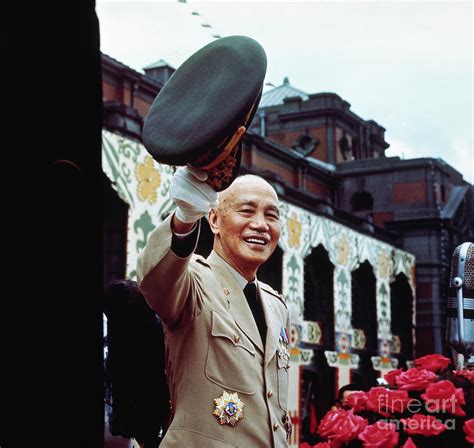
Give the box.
[301,354,474,447]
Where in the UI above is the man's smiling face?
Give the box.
[209,175,280,281]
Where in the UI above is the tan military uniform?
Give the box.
[137,215,291,447]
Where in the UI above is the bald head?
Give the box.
[217,175,278,214]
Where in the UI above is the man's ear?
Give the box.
[208,208,219,235]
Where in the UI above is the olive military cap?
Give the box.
[142,35,267,191]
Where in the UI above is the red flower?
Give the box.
[395,368,438,391]
[358,421,399,448]
[299,443,312,448]
[346,391,369,412]
[365,387,411,417]
[318,408,368,446]
[420,379,466,416]
[402,413,447,436]
[401,437,417,447]
[315,353,473,448]
[463,418,474,443]
[453,369,474,384]
[384,368,403,387]
[414,354,451,373]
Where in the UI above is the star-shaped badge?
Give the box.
[213,391,244,427]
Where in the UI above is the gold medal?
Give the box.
[213,391,244,427]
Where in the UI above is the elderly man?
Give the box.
[137,160,292,447]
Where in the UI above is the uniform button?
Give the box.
[234,335,240,343]
[273,422,280,431]
[267,390,273,398]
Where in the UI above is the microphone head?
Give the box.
[446,242,474,360]
[449,243,474,288]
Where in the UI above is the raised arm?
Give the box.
[137,165,217,325]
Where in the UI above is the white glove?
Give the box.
[170,165,218,223]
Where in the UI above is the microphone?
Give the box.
[446,242,474,369]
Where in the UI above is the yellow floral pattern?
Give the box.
[135,156,161,205]
[287,212,302,248]
[337,235,349,266]
[378,250,389,279]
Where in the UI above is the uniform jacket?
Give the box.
[137,216,291,447]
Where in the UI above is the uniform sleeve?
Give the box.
[170,222,199,258]
[137,214,202,326]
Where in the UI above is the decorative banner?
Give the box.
[371,355,399,374]
[278,201,416,350]
[352,328,367,350]
[333,266,352,333]
[325,350,360,369]
[301,321,322,345]
[325,349,360,390]
[102,130,176,279]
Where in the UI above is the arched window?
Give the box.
[390,273,414,365]
[351,191,374,212]
[304,245,335,348]
[293,133,319,157]
[301,245,336,445]
[351,261,378,389]
[351,261,377,351]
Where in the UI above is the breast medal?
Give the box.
[213,390,244,427]
[277,326,290,369]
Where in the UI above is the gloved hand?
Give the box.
[170,165,218,223]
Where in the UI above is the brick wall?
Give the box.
[393,181,427,204]
[268,127,328,162]
[102,80,123,102]
[372,211,394,227]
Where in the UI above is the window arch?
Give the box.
[351,191,374,212]
[351,261,378,390]
[304,244,335,348]
[390,273,414,365]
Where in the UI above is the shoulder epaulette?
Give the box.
[194,255,211,268]
[260,283,286,305]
